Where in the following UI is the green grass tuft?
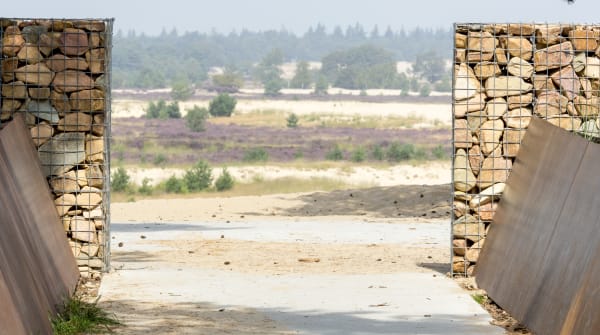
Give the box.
[471,294,487,305]
[51,297,120,335]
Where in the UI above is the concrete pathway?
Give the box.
[99,218,505,334]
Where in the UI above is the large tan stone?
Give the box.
[1,99,22,113]
[476,202,498,221]
[2,26,25,56]
[51,90,71,113]
[28,87,51,100]
[455,33,467,48]
[468,145,484,176]
[551,66,581,101]
[38,132,86,176]
[49,173,80,194]
[70,217,97,243]
[465,247,481,263]
[454,149,477,192]
[535,91,568,117]
[15,63,54,86]
[532,75,556,94]
[45,54,89,72]
[1,57,18,82]
[573,95,600,118]
[503,129,526,157]
[502,37,533,60]
[16,44,43,64]
[57,112,93,132]
[52,70,95,93]
[55,193,76,216]
[466,110,487,134]
[583,56,600,79]
[92,114,104,136]
[75,187,102,210]
[86,48,105,74]
[580,78,594,99]
[569,29,599,52]
[478,156,512,188]
[453,239,467,256]
[495,48,508,65]
[59,28,89,56]
[507,93,534,109]
[466,51,494,63]
[535,25,563,45]
[85,165,104,188]
[534,41,574,72]
[453,215,485,242]
[70,89,105,111]
[479,119,504,155]
[467,31,497,52]
[454,63,480,101]
[452,257,469,274]
[545,115,582,131]
[485,97,508,120]
[73,20,106,32]
[453,201,468,219]
[507,24,535,36]
[469,182,505,208]
[507,57,534,78]
[455,93,486,118]
[572,52,587,73]
[86,136,104,162]
[1,81,27,99]
[30,122,54,147]
[485,76,533,97]
[473,62,501,79]
[454,119,472,149]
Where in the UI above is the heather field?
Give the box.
[111,117,451,166]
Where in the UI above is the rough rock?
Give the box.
[474,62,501,79]
[55,193,77,216]
[454,63,480,101]
[507,24,534,36]
[485,76,533,97]
[30,122,54,147]
[15,63,54,86]
[534,41,574,72]
[2,26,25,56]
[1,100,22,113]
[580,78,594,99]
[73,20,106,32]
[551,66,581,101]
[16,44,43,64]
[495,48,508,65]
[573,95,600,118]
[478,156,512,188]
[467,31,497,52]
[80,243,99,257]
[452,257,469,274]
[535,25,563,45]
[455,33,466,48]
[479,119,504,155]
[70,217,97,243]
[535,91,568,117]
[569,29,600,52]
[21,99,60,124]
[38,132,86,176]
[85,165,104,188]
[475,202,498,221]
[453,149,477,192]
[86,48,105,74]
[503,129,526,157]
[468,145,484,176]
[454,119,472,149]
[75,187,102,210]
[469,183,505,208]
[572,52,587,73]
[52,70,95,93]
[57,112,93,132]
[532,75,556,94]
[507,57,534,78]
[455,93,487,118]
[545,115,582,131]
[85,136,104,162]
[453,215,485,242]
[70,89,105,111]
[92,114,104,136]
[507,93,533,109]
[453,201,468,218]
[1,57,18,82]
[583,56,600,79]
[485,97,508,120]
[1,81,27,99]
[465,248,481,263]
[452,239,467,256]
[50,90,71,113]
[28,87,51,99]
[502,37,533,60]
[45,54,88,72]
[59,28,89,56]
[49,173,80,194]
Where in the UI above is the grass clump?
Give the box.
[243,148,269,162]
[51,297,120,335]
[325,145,344,161]
[471,294,487,305]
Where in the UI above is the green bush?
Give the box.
[184,160,213,191]
[326,145,344,161]
[286,113,299,128]
[209,93,237,117]
[170,80,194,101]
[387,143,416,162]
[243,148,269,162]
[215,168,235,191]
[145,100,181,119]
[371,145,384,161]
[153,153,167,165]
[165,175,187,193]
[138,178,153,195]
[145,100,164,119]
[351,147,366,162]
[432,145,447,159]
[185,105,209,132]
[419,83,432,97]
[112,167,130,192]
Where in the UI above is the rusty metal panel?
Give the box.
[0,115,79,335]
[475,118,600,335]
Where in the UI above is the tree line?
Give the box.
[112,24,452,90]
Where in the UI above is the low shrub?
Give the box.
[326,145,344,161]
[351,147,366,162]
[243,148,269,162]
[215,168,235,191]
[164,175,187,193]
[112,167,130,192]
[184,160,213,191]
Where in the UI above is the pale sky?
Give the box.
[1,0,596,35]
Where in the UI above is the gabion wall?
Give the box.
[452,23,599,276]
[0,18,113,279]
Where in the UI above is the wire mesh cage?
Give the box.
[0,18,113,279]
[452,23,600,276]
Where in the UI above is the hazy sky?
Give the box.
[2,0,598,35]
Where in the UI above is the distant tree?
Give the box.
[257,48,284,96]
[320,45,399,89]
[163,101,181,119]
[290,61,312,89]
[112,167,130,192]
[212,67,244,92]
[145,100,164,119]
[145,100,180,119]
[209,93,237,117]
[419,83,432,97]
[185,105,209,132]
[314,75,329,95]
[184,160,213,192]
[412,50,447,83]
[170,79,194,101]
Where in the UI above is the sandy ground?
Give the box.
[112,98,451,125]
[100,184,505,334]
[126,162,451,187]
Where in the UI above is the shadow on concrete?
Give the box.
[418,262,451,275]
[112,222,249,233]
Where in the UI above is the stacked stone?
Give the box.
[453,23,600,276]
[0,19,111,278]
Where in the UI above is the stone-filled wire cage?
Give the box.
[452,23,600,276]
[0,18,113,279]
